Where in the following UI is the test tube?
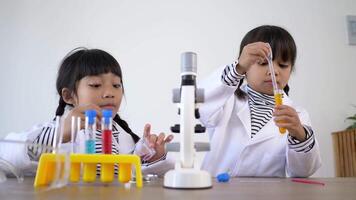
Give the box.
[102,109,113,154]
[70,116,80,182]
[85,110,96,154]
[101,109,114,183]
[46,116,60,182]
[70,116,76,153]
[52,116,60,154]
[83,110,96,182]
[274,89,286,134]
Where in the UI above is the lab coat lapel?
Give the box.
[236,99,251,138]
[249,120,278,145]
[235,85,292,145]
[249,92,292,145]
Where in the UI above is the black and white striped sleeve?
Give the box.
[27,122,56,161]
[221,62,245,86]
[288,125,315,153]
[141,153,167,167]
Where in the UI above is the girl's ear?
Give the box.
[61,88,76,105]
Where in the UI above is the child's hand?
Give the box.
[273,105,306,141]
[61,104,102,143]
[237,42,271,74]
[143,124,174,162]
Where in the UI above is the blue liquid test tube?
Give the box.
[84,110,96,154]
[83,109,97,182]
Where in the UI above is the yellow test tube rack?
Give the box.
[34,153,143,188]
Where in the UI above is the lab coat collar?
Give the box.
[236,84,291,144]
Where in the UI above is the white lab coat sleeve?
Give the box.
[113,125,174,177]
[0,123,51,175]
[285,108,322,177]
[198,65,240,128]
[129,137,174,176]
[140,153,175,177]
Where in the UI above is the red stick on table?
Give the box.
[291,179,325,186]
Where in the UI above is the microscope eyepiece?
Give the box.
[181,52,197,74]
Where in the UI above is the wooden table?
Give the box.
[1,177,355,200]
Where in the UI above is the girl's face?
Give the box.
[73,72,123,116]
[246,58,292,95]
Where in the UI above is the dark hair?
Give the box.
[235,25,297,99]
[55,47,137,141]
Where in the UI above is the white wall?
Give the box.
[1,0,355,177]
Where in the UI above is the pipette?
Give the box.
[267,49,286,134]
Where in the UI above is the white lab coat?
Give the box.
[0,121,174,177]
[199,67,321,177]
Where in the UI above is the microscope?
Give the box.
[163,52,212,189]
